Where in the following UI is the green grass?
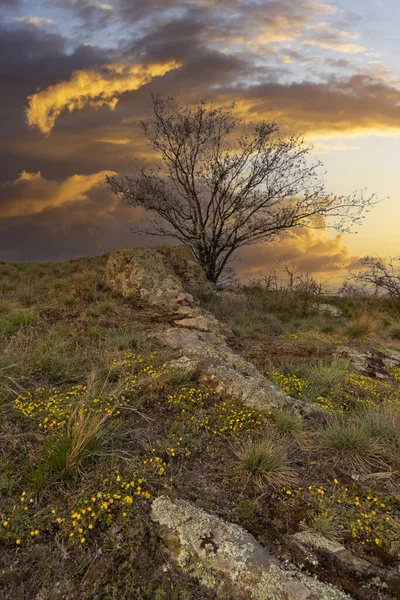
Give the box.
[269,408,304,439]
[305,357,350,394]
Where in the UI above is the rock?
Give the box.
[159,327,289,410]
[105,247,195,309]
[173,306,232,336]
[310,303,346,319]
[151,495,352,600]
[154,245,215,300]
[337,346,400,379]
[293,532,345,555]
[160,328,322,415]
[291,530,400,597]
[283,581,313,600]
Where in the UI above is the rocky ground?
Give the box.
[1,247,400,599]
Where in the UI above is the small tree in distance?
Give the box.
[346,256,400,308]
[108,95,378,284]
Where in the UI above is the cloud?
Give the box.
[15,16,54,27]
[0,170,115,217]
[26,60,181,135]
[0,183,152,262]
[227,74,400,135]
[311,141,360,154]
[237,227,360,281]
[304,38,364,54]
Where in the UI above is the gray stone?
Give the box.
[293,532,346,555]
[310,303,346,319]
[154,245,215,300]
[105,247,195,309]
[151,495,352,600]
[337,345,400,379]
[283,581,313,600]
[291,530,400,596]
[159,327,289,410]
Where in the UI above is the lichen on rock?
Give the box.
[151,495,352,600]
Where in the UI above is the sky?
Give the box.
[0,0,399,284]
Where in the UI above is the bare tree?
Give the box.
[108,95,378,284]
[250,262,328,314]
[347,256,400,306]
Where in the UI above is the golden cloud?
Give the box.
[0,170,115,217]
[304,39,364,53]
[26,60,181,135]
[237,227,360,282]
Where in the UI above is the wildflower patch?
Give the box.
[0,472,151,547]
[267,369,399,412]
[14,353,159,429]
[283,481,400,560]
[167,387,264,435]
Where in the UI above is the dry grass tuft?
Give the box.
[236,438,298,490]
[345,312,378,339]
[50,398,110,474]
[318,419,386,474]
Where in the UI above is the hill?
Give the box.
[1,248,400,599]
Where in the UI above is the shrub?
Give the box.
[236,439,297,489]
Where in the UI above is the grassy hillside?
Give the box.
[1,257,400,599]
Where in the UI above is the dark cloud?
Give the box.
[0,184,161,262]
[212,73,400,135]
[325,57,352,68]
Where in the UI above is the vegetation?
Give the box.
[1,255,400,598]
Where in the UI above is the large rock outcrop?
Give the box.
[105,245,214,310]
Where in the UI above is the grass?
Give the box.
[302,514,344,542]
[269,408,304,439]
[2,256,400,597]
[345,312,378,339]
[305,357,350,392]
[236,438,298,490]
[48,400,110,475]
[318,419,386,473]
